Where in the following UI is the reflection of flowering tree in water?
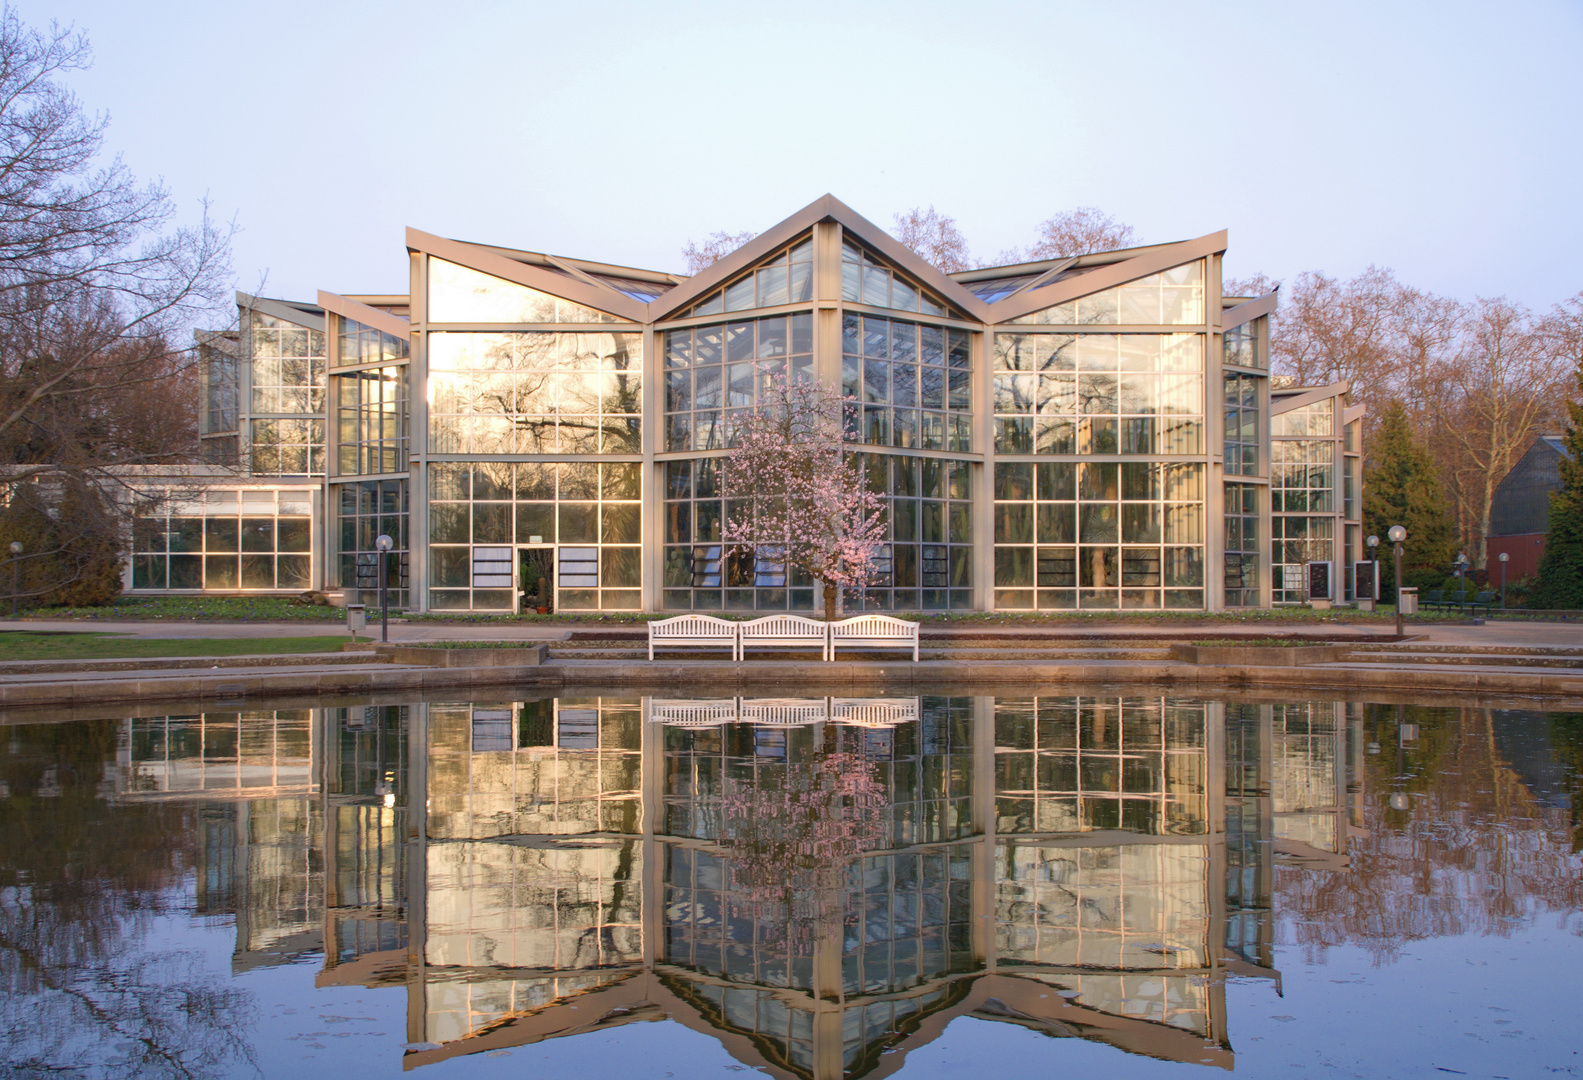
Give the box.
[718,741,889,954]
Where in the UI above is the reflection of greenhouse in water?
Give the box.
[106,694,1366,1076]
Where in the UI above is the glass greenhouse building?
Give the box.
[153,195,1361,614]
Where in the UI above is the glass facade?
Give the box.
[1223,371,1260,475]
[660,453,975,613]
[199,335,240,466]
[181,204,1324,613]
[250,417,325,476]
[684,238,812,316]
[337,366,408,475]
[1271,400,1344,603]
[202,339,238,435]
[247,309,327,477]
[843,314,972,451]
[1009,262,1205,326]
[1223,320,1263,368]
[1224,481,1260,607]
[132,488,313,591]
[857,453,974,611]
[337,478,409,608]
[429,332,640,455]
[992,461,1205,610]
[337,317,408,367]
[992,333,1204,456]
[663,315,811,453]
[428,462,640,611]
[841,240,955,316]
[249,311,326,413]
[427,258,621,323]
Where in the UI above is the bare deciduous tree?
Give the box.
[0,10,232,605]
[1267,267,1404,395]
[681,230,758,275]
[1025,206,1138,259]
[1430,297,1568,567]
[891,205,972,272]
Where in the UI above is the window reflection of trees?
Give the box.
[428,332,641,455]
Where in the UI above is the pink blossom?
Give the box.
[720,371,888,617]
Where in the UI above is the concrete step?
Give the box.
[1343,650,1583,669]
[1352,643,1583,657]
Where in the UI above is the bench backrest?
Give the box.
[830,615,919,639]
[1473,591,1496,603]
[740,614,827,638]
[649,615,737,639]
[1425,590,1443,601]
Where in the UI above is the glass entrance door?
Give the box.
[518,547,555,614]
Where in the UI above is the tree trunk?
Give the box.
[823,581,837,621]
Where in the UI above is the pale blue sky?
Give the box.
[40,0,1583,308]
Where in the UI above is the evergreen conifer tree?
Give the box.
[1531,367,1583,607]
[1362,401,1456,596]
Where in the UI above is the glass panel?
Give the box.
[428,258,619,323]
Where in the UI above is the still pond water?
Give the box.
[2,691,1580,1079]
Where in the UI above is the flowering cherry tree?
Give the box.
[721,371,887,620]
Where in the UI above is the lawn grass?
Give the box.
[15,596,353,622]
[0,631,366,661]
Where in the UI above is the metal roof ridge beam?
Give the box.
[236,291,326,332]
[316,290,411,340]
[987,230,1229,324]
[1270,381,1349,414]
[1002,257,1079,302]
[1222,290,1279,331]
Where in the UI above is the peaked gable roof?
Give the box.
[647,194,996,322]
[405,197,1231,330]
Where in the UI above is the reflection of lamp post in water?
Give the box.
[1389,704,1419,812]
[8,541,20,617]
[374,534,393,643]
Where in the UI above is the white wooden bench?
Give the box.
[828,615,920,662]
[738,614,831,661]
[648,615,740,661]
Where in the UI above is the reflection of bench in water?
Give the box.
[648,696,919,728]
[829,698,917,728]
[739,698,829,726]
[648,699,739,728]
